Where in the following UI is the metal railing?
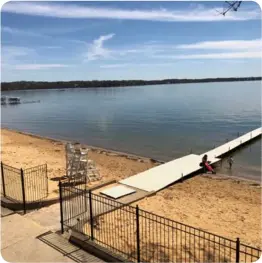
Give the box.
[59,183,261,263]
[1,162,48,213]
[1,163,23,202]
[24,164,48,203]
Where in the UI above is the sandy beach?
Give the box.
[1,128,261,248]
[0,128,158,198]
[135,174,261,248]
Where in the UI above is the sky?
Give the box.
[1,1,261,82]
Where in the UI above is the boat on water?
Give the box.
[1,96,21,105]
[1,96,7,104]
[8,97,21,104]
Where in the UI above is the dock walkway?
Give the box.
[118,127,261,193]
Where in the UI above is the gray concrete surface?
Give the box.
[1,208,104,262]
[24,203,61,231]
[1,213,47,250]
[2,235,75,262]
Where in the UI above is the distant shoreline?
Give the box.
[1,77,261,91]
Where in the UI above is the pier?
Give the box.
[101,127,261,197]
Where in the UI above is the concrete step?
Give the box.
[38,231,105,262]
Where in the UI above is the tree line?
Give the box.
[1,77,261,91]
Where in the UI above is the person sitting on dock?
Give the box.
[201,154,216,174]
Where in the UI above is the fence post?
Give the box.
[236,237,240,263]
[84,177,87,211]
[1,162,6,197]
[45,164,48,196]
[20,168,26,214]
[89,190,94,240]
[136,205,141,263]
[58,181,64,234]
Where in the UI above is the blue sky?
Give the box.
[1,1,261,82]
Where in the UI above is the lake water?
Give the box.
[1,81,261,181]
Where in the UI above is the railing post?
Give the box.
[181,173,184,182]
[136,205,141,263]
[20,168,26,214]
[1,162,6,197]
[89,190,94,240]
[236,237,240,263]
[59,181,64,234]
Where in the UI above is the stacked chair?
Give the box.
[65,142,101,186]
[87,159,102,182]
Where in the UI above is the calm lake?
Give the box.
[1,81,261,181]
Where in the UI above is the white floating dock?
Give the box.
[120,154,220,192]
[120,127,261,193]
[201,127,261,160]
[100,185,136,199]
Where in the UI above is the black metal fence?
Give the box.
[59,183,261,263]
[1,162,48,213]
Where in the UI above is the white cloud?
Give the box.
[1,46,36,65]
[98,39,262,61]
[38,46,62,49]
[85,33,115,61]
[177,39,262,50]
[2,2,260,22]
[155,51,262,60]
[2,26,87,46]
[2,46,35,57]
[112,39,262,61]
[100,64,129,69]
[118,45,167,56]
[1,46,69,70]
[2,26,48,39]
[14,64,69,70]
[100,63,176,68]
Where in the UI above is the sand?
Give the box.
[81,174,261,262]
[0,128,157,199]
[135,174,261,248]
[1,128,261,249]
[82,174,261,262]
